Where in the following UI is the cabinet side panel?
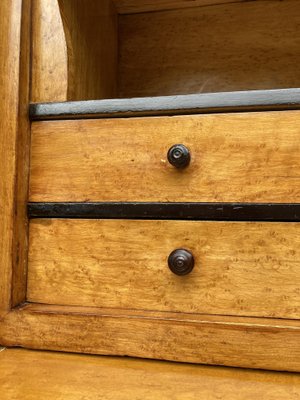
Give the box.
[0,0,31,314]
[31,0,68,102]
[12,0,32,307]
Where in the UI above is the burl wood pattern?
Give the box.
[29,112,300,202]
[1,304,300,371]
[27,219,300,319]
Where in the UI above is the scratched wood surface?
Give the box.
[29,112,300,202]
[1,348,300,399]
[27,219,300,319]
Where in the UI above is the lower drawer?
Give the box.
[27,219,300,319]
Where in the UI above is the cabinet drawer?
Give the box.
[27,219,300,319]
[29,111,300,203]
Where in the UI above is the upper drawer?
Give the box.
[29,111,300,202]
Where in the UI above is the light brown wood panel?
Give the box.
[114,0,246,14]
[31,0,68,102]
[58,0,118,100]
[29,112,300,202]
[31,0,118,102]
[0,0,31,313]
[1,304,300,371]
[11,0,32,307]
[1,348,300,400]
[119,0,300,97]
[27,219,300,319]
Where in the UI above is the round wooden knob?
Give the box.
[168,249,194,276]
[167,144,190,168]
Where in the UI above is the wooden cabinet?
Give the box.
[0,0,300,372]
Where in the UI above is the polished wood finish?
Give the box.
[1,304,300,371]
[114,0,244,14]
[1,348,300,400]
[27,219,300,319]
[31,0,68,102]
[168,248,195,276]
[167,144,191,169]
[119,0,300,98]
[29,112,300,202]
[0,0,31,313]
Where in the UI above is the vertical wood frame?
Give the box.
[0,0,31,315]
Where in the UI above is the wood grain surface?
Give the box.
[0,0,30,313]
[1,304,300,371]
[31,0,118,102]
[27,219,300,319]
[29,112,300,202]
[11,0,31,307]
[31,0,68,102]
[119,0,300,97]
[1,348,300,400]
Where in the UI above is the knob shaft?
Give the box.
[168,248,194,276]
[167,144,191,169]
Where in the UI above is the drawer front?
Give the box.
[27,219,300,319]
[29,111,300,202]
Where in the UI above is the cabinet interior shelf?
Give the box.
[32,0,300,105]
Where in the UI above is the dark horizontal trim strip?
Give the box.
[29,88,300,120]
[28,202,300,222]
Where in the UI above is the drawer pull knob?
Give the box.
[168,248,194,276]
[167,144,191,168]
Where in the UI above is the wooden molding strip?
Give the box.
[28,202,300,221]
[1,303,300,371]
[29,88,300,120]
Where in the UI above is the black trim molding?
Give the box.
[30,88,300,120]
[28,202,300,222]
